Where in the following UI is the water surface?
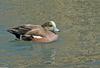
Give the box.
[0,0,100,68]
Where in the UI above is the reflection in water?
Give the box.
[39,45,56,64]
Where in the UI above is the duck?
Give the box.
[7,21,60,43]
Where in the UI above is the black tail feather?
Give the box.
[14,34,20,39]
[7,29,20,39]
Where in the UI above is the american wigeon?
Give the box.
[7,21,60,43]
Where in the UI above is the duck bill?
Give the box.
[54,28,60,32]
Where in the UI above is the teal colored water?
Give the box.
[0,0,100,68]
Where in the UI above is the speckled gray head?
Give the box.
[42,21,60,32]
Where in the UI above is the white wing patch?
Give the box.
[32,35,43,39]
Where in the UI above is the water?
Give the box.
[0,0,100,68]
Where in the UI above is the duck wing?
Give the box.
[7,24,39,39]
[24,28,46,38]
[7,24,36,35]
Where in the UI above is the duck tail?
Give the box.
[7,28,17,33]
[7,28,20,39]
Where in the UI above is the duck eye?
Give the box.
[49,25,53,27]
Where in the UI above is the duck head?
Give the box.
[42,21,60,32]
